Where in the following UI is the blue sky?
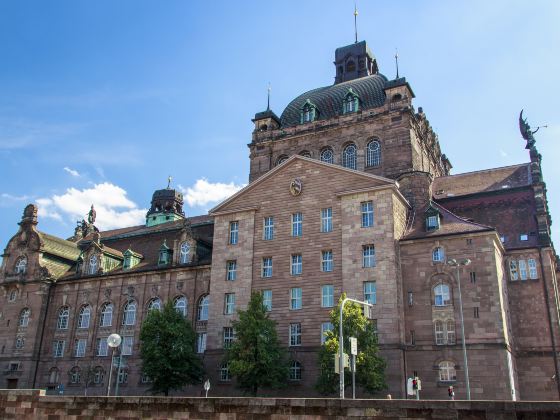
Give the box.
[1,1,559,254]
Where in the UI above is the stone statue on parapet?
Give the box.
[87,204,96,224]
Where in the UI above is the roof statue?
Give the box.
[519,109,545,150]
[167,175,172,189]
[87,204,96,224]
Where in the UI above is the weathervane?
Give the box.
[395,49,399,79]
[354,3,359,44]
[167,176,172,189]
[267,83,271,111]
[519,110,547,150]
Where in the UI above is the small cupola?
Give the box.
[146,177,185,227]
[334,40,378,84]
[425,203,441,231]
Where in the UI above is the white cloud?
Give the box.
[63,167,80,177]
[36,182,147,230]
[180,178,245,207]
[0,193,32,207]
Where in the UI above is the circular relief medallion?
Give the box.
[289,178,303,196]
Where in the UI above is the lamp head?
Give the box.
[461,258,472,266]
[447,259,457,266]
[107,333,122,348]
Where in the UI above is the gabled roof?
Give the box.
[210,155,402,215]
[402,201,494,241]
[433,163,531,199]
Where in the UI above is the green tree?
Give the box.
[225,292,289,396]
[140,300,204,396]
[316,293,386,395]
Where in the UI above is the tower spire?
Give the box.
[267,83,271,111]
[395,49,399,79]
[354,3,358,44]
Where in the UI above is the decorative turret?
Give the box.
[146,177,185,227]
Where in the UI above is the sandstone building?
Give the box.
[1,39,558,400]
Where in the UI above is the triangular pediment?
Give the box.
[210,155,403,215]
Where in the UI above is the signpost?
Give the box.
[204,379,211,398]
[349,337,357,399]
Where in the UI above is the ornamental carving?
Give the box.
[289,178,303,196]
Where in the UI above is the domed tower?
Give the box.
[145,180,185,227]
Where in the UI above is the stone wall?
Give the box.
[1,389,560,419]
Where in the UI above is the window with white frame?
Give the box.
[321,285,334,308]
[77,305,91,329]
[509,260,519,281]
[291,254,302,275]
[15,257,27,274]
[18,308,30,327]
[361,201,374,227]
[446,320,456,344]
[528,258,538,279]
[364,281,377,305]
[263,290,272,311]
[289,323,302,346]
[224,293,236,314]
[322,250,333,272]
[432,247,445,263]
[434,320,445,345]
[292,213,303,237]
[226,260,237,281]
[290,288,302,310]
[223,327,235,348]
[264,216,274,240]
[220,363,231,381]
[342,144,357,170]
[321,208,333,233]
[57,306,69,329]
[96,337,108,357]
[99,303,113,327]
[229,221,239,245]
[439,361,457,382]
[122,301,137,326]
[53,340,65,358]
[366,140,381,167]
[74,339,87,357]
[518,260,528,280]
[70,367,81,384]
[93,367,104,384]
[289,360,302,380]
[520,234,529,241]
[321,322,333,344]
[8,289,17,302]
[196,332,207,353]
[197,295,209,321]
[117,369,128,384]
[179,241,190,264]
[15,336,24,349]
[320,147,334,164]
[362,245,376,268]
[426,215,440,230]
[434,284,451,306]
[88,254,98,275]
[174,296,187,316]
[262,257,273,278]
[48,368,59,384]
[122,336,133,355]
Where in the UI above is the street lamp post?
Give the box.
[447,258,472,400]
[106,333,122,397]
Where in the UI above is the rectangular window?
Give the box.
[361,201,374,227]
[196,333,207,353]
[432,247,445,262]
[528,258,538,279]
[292,213,303,237]
[53,340,65,358]
[263,290,272,311]
[470,272,476,283]
[224,293,236,314]
[321,322,333,345]
[321,250,333,272]
[500,235,506,243]
[262,257,273,278]
[223,327,235,349]
[291,254,303,275]
[435,322,444,345]
[74,339,86,357]
[474,307,479,318]
[410,330,415,345]
[229,221,239,245]
[122,336,133,355]
[321,208,332,233]
[371,319,378,337]
[364,281,377,305]
[362,245,376,267]
[96,337,108,357]
[226,260,237,281]
[264,216,274,240]
[519,260,528,280]
[408,291,413,306]
[446,321,456,344]
[509,260,519,281]
[289,323,301,346]
[520,234,529,241]
[321,285,334,308]
[290,288,302,310]
[220,363,231,381]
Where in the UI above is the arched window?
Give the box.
[122,301,136,326]
[446,320,456,344]
[438,361,457,382]
[179,241,191,264]
[8,289,17,302]
[174,296,187,317]
[342,144,357,170]
[69,366,81,384]
[289,360,302,380]
[48,367,59,384]
[432,247,445,263]
[366,140,381,167]
[77,305,91,329]
[300,99,317,124]
[346,60,356,73]
[15,336,24,349]
[320,148,334,164]
[99,303,113,327]
[276,155,288,166]
[434,284,451,306]
[147,297,162,312]
[88,255,98,275]
[93,366,105,384]
[434,320,444,345]
[299,150,311,158]
[19,308,30,327]
[57,306,70,329]
[15,257,27,274]
[197,295,209,321]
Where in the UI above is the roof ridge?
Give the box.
[436,162,529,179]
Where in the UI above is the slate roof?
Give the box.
[402,201,494,241]
[433,163,531,199]
[280,74,388,128]
[38,231,80,261]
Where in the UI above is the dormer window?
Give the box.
[123,249,141,270]
[425,204,441,231]
[300,99,317,124]
[158,240,171,266]
[343,89,359,114]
